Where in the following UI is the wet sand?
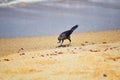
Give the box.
[0,30,120,80]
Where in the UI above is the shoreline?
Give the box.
[0,30,120,57]
[0,29,119,38]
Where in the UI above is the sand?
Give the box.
[0,30,120,80]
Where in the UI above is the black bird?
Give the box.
[57,25,78,47]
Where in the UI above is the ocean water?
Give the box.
[0,0,120,37]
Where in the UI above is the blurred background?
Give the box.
[0,0,120,37]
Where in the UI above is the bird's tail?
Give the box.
[70,25,78,32]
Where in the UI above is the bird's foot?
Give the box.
[56,45,62,48]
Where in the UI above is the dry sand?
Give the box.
[0,30,120,80]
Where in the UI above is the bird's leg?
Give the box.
[57,40,64,48]
[68,38,71,46]
[60,40,64,46]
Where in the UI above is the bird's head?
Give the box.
[57,37,61,43]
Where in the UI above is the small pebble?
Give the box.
[81,43,85,46]
[74,48,77,50]
[46,54,49,56]
[54,51,57,53]
[102,42,107,44]
[58,52,63,54]
[103,74,107,77]
[21,48,24,50]
[41,55,44,57]
[85,41,88,43]
[32,57,34,58]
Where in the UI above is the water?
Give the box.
[0,0,120,37]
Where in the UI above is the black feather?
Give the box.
[70,25,78,32]
[58,25,78,45]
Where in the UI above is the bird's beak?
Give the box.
[57,40,61,43]
[57,41,60,43]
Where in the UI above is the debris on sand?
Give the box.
[20,53,25,56]
[54,51,58,53]
[58,52,63,54]
[74,48,77,50]
[104,47,118,51]
[102,42,107,44]
[91,42,95,45]
[81,43,85,46]
[32,57,34,58]
[110,47,118,50]
[107,57,120,61]
[104,48,108,51]
[85,41,88,43]
[41,55,45,57]
[103,74,107,77]
[50,53,57,56]
[21,48,24,50]
[3,59,10,61]
[46,54,49,56]
[89,49,100,52]
[71,50,76,54]
[18,48,24,53]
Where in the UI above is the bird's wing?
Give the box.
[59,33,67,39]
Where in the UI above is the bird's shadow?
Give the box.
[56,44,71,48]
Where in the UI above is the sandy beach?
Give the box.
[0,30,120,80]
